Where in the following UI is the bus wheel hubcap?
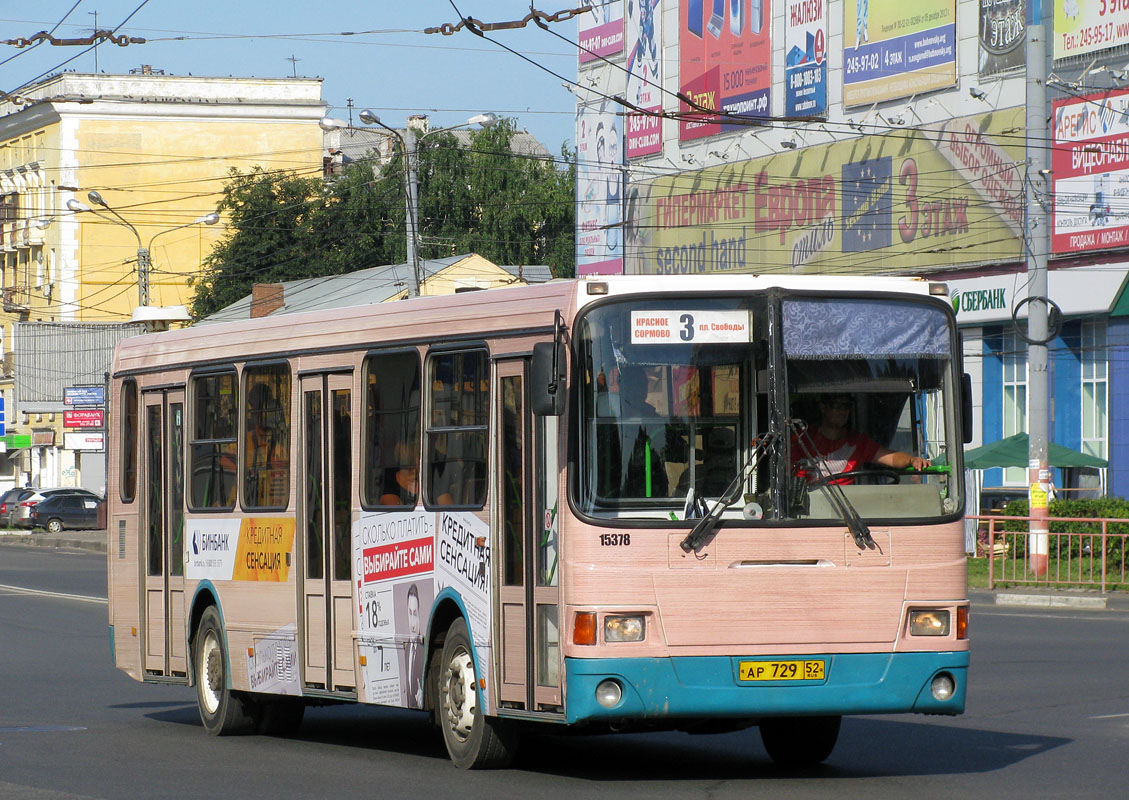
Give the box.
[444,648,476,742]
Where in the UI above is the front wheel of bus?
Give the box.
[439,618,518,769]
[759,715,841,766]
[194,606,256,735]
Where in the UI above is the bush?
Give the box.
[999,497,1129,560]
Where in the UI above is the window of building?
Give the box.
[243,364,291,510]
[1001,331,1027,484]
[362,351,421,508]
[120,380,138,503]
[189,371,237,510]
[425,350,488,507]
[1081,321,1108,461]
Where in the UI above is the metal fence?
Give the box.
[974,515,1129,593]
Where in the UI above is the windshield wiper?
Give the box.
[680,433,778,554]
[790,420,878,551]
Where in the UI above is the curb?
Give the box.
[0,532,106,554]
[988,592,1108,610]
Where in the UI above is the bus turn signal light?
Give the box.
[956,605,969,639]
[573,612,597,645]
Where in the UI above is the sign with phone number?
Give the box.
[1054,1,1129,60]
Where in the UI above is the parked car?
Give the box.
[1,488,36,528]
[28,493,104,533]
[13,488,102,529]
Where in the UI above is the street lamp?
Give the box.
[320,111,497,297]
[66,192,219,307]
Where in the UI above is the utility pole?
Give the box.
[89,10,99,72]
[403,125,421,298]
[1025,1,1051,576]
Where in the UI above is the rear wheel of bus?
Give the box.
[759,715,841,766]
[438,618,518,769]
[194,606,257,735]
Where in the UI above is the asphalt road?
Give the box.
[1,545,1127,799]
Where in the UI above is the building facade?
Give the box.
[0,72,326,492]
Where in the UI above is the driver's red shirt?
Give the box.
[792,429,881,483]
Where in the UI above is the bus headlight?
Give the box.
[909,609,950,636]
[931,672,956,701]
[596,679,623,708]
[604,614,646,643]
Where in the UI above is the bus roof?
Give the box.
[113,274,945,375]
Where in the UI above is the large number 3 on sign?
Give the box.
[680,313,695,341]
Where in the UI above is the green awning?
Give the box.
[943,432,1108,469]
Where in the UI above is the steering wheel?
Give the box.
[809,467,908,487]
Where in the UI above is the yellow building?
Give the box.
[0,72,326,494]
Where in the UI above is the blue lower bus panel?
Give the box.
[564,651,968,724]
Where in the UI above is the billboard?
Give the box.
[1052,88,1129,253]
[625,0,663,158]
[625,108,1025,275]
[842,0,957,106]
[576,100,624,275]
[979,0,1025,75]
[785,0,828,117]
[578,1,625,64]
[679,0,772,140]
[1054,0,1129,60]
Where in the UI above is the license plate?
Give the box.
[738,659,825,682]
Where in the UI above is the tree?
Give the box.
[189,120,575,319]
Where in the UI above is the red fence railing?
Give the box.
[974,515,1129,593]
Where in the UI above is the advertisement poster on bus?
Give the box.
[978,0,1025,75]
[576,100,624,275]
[246,624,302,696]
[1051,87,1129,254]
[354,510,435,707]
[625,0,662,158]
[785,0,828,117]
[624,107,1025,275]
[436,511,493,704]
[578,0,625,64]
[842,0,956,107]
[184,517,295,582]
[1053,0,1129,60]
[679,0,772,140]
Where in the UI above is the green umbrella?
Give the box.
[941,432,1108,469]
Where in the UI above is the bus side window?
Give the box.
[243,364,291,510]
[363,351,421,508]
[120,379,138,503]
[425,350,488,508]
[188,371,238,510]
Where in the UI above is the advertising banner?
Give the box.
[625,107,1025,275]
[842,0,956,107]
[679,0,772,140]
[625,0,663,158]
[1052,88,1129,253]
[185,518,295,582]
[64,386,104,405]
[785,0,828,117]
[978,0,1025,75]
[64,409,104,428]
[577,100,624,275]
[1053,0,1129,60]
[578,0,625,64]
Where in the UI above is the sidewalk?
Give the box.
[4,529,1128,611]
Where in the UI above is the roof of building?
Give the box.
[199,255,553,323]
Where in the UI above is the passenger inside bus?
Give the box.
[380,441,419,506]
[792,393,930,484]
[616,366,670,498]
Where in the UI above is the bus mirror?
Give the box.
[531,341,566,416]
[961,373,973,444]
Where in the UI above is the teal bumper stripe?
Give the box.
[564,651,968,724]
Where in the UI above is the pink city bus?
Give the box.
[107,274,970,768]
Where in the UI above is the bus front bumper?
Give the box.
[563,651,968,725]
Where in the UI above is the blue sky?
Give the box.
[2,1,578,150]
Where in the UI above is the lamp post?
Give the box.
[67,191,219,307]
[320,111,497,297]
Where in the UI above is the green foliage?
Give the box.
[189,121,576,319]
[999,496,1129,561]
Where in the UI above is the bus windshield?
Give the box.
[575,294,963,523]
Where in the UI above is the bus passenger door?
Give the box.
[496,359,562,713]
[141,389,188,679]
[299,373,356,693]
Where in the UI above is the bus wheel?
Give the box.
[438,618,517,769]
[759,715,841,766]
[194,606,256,735]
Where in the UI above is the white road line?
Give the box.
[1091,712,1129,719]
[0,583,106,604]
